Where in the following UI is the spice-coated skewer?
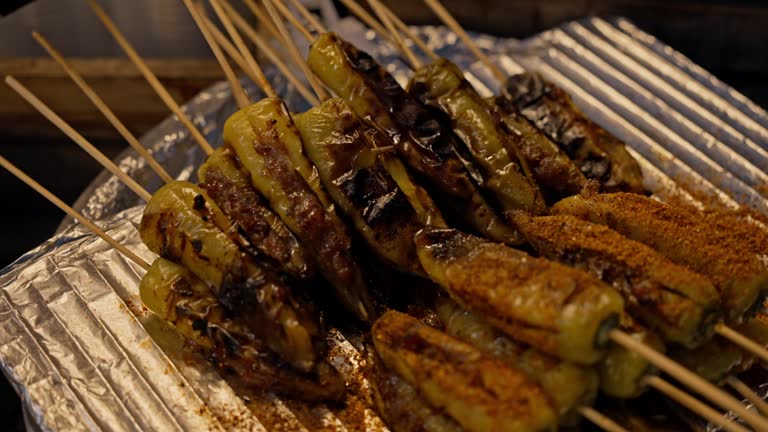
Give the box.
[354,1,768,428]
[0,155,150,270]
[5,75,152,202]
[86,0,215,156]
[32,32,175,184]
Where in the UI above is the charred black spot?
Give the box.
[192,319,208,332]
[191,239,203,254]
[193,194,206,211]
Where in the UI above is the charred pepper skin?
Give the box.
[552,192,768,325]
[408,59,546,217]
[415,227,624,365]
[139,181,320,372]
[512,212,722,349]
[224,98,375,321]
[502,72,645,194]
[294,98,429,275]
[493,98,587,201]
[373,310,558,432]
[436,297,598,425]
[140,258,345,401]
[198,147,315,280]
[307,32,524,245]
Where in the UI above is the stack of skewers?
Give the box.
[3,0,768,430]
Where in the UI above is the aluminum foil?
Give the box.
[2,12,767,431]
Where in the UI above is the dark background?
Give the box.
[1,0,768,429]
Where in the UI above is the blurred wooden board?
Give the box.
[0,58,228,139]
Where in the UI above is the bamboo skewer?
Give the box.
[5,76,152,201]
[337,0,394,44]
[716,323,768,364]
[421,0,506,82]
[0,155,151,271]
[242,0,281,41]
[644,376,749,432]
[271,0,315,42]
[183,0,250,109]
[207,0,277,99]
[284,0,327,34]
[726,375,768,416]
[381,6,438,61]
[32,33,175,184]
[216,0,320,106]
[86,0,214,156]
[575,407,629,432]
[262,0,329,101]
[367,0,420,69]
[610,330,768,430]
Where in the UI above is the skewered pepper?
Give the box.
[414,227,624,364]
[598,314,664,398]
[371,359,463,432]
[140,258,344,401]
[502,72,645,193]
[294,98,432,274]
[308,32,524,244]
[373,310,558,432]
[198,146,314,280]
[139,181,319,371]
[493,97,587,200]
[512,212,721,348]
[436,297,598,425]
[224,98,374,321]
[409,58,546,216]
[552,192,768,324]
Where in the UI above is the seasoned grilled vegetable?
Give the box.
[598,314,664,399]
[494,98,587,200]
[436,297,598,425]
[139,181,320,371]
[409,58,546,216]
[294,98,430,274]
[373,310,558,432]
[502,72,645,193]
[552,192,768,324]
[224,98,374,321]
[415,228,624,364]
[308,32,524,244]
[198,147,314,280]
[512,212,721,348]
[372,360,463,432]
[140,258,344,401]
[672,316,768,382]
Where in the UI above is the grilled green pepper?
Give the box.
[415,227,624,365]
[373,310,558,432]
[436,297,598,425]
[139,258,344,401]
[294,98,428,274]
[502,72,645,193]
[371,359,463,432]
[494,98,587,200]
[198,146,314,280]
[308,32,523,245]
[552,192,768,324]
[512,212,721,348]
[139,181,319,371]
[409,58,546,216]
[598,314,664,398]
[224,98,374,321]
